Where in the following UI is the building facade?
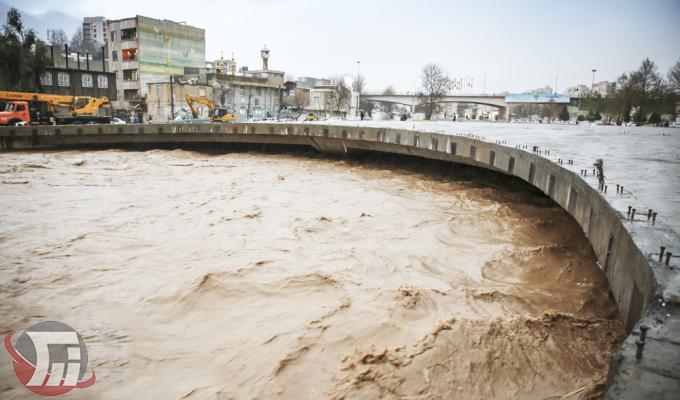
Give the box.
[146,81,212,122]
[593,81,616,97]
[83,17,107,48]
[37,67,117,100]
[107,16,205,117]
[204,50,284,120]
[567,84,591,98]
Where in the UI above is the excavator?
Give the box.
[184,95,235,123]
[0,91,112,125]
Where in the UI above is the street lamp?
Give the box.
[591,69,597,94]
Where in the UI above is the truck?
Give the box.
[184,95,235,123]
[0,91,112,126]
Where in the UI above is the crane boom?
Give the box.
[184,95,235,123]
[0,91,112,125]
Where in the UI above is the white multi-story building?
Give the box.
[83,17,107,48]
[567,84,591,98]
[593,81,616,97]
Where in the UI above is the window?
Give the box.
[121,28,137,40]
[489,150,495,166]
[508,157,515,174]
[81,74,93,88]
[123,89,139,100]
[16,104,25,111]
[97,75,108,88]
[111,31,116,42]
[57,72,70,87]
[122,69,138,81]
[40,72,52,86]
[198,88,206,97]
[256,88,262,95]
[528,163,536,183]
[469,145,476,159]
[449,142,457,154]
[112,50,118,61]
[122,48,137,61]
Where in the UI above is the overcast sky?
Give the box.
[9,0,680,93]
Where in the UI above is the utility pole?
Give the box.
[169,75,175,120]
[356,60,360,117]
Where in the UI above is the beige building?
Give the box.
[146,81,213,122]
[283,77,351,118]
[205,50,284,120]
[593,81,616,97]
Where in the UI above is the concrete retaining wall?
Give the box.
[0,122,659,394]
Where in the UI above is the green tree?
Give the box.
[648,112,661,125]
[0,8,51,92]
[558,105,570,121]
[630,58,662,123]
[668,58,680,94]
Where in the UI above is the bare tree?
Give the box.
[292,90,309,115]
[329,76,351,116]
[352,74,365,94]
[47,29,67,47]
[418,63,451,120]
[668,58,680,94]
[69,26,83,52]
[382,86,396,113]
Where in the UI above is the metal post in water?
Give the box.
[640,325,649,342]
[636,340,645,359]
[666,252,673,266]
[660,246,666,263]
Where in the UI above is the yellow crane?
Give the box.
[0,91,111,125]
[185,95,235,123]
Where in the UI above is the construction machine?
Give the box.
[185,95,235,123]
[0,91,112,126]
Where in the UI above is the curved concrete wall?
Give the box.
[0,122,658,392]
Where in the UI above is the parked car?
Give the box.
[111,118,126,125]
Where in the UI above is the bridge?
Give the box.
[0,122,677,398]
[360,93,578,120]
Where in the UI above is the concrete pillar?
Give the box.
[498,106,510,121]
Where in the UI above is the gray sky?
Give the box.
[9,0,680,93]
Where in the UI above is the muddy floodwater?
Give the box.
[0,150,624,399]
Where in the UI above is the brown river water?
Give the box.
[0,149,624,399]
